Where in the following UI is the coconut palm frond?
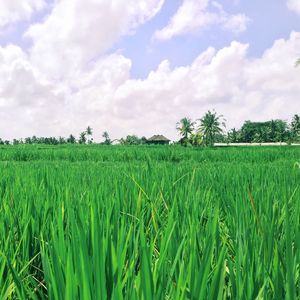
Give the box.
[176,117,195,139]
[198,110,226,146]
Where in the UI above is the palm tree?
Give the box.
[227,128,239,143]
[86,126,93,144]
[58,136,66,144]
[198,110,226,146]
[102,131,111,145]
[291,114,300,140]
[79,132,87,144]
[176,118,195,141]
[189,132,203,146]
[67,134,76,144]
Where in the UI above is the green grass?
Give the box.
[0,145,300,299]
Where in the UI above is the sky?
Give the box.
[0,0,300,141]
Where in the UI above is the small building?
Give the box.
[147,135,171,145]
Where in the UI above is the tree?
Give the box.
[102,131,111,145]
[273,120,289,142]
[67,134,76,144]
[296,58,300,67]
[239,120,289,143]
[79,132,87,144]
[176,118,195,141]
[120,135,142,145]
[86,126,93,144]
[141,137,148,144]
[47,137,59,145]
[25,137,32,144]
[58,137,66,144]
[13,139,20,145]
[227,128,239,143]
[198,110,226,146]
[31,136,38,144]
[189,132,203,146]
[291,114,300,141]
[267,120,277,142]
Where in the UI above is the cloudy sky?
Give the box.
[0,0,300,141]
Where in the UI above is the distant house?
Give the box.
[147,135,171,145]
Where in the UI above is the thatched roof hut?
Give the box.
[147,135,170,145]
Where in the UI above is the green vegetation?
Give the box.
[0,144,300,299]
[177,114,300,146]
[176,117,195,142]
[1,113,300,147]
[198,110,226,146]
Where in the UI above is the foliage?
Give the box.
[189,132,203,146]
[291,114,300,141]
[235,120,290,143]
[79,132,87,144]
[1,113,300,146]
[58,137,67,144]
[0,145,300,299]
[102,131,112,145]
[119,135,147,145]
[227,128,239,143]
[198,110,226,146]
[67,134,76,144]
[86,126,93,144]
[176,117,195,140]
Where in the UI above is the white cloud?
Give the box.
[0,45,68,137]
[287,0,300,15]
[115,32,300,139]
[153,0,250,40]
[0,0,46,29]
[25,0,165,79]
[219,11,249,34]
[154,0,215,40]
[0,0,299,141]
[1,30,300,141]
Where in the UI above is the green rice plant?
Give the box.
[0,145,299,299]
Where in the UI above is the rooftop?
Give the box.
[147,135,170,142]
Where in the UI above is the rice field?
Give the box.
[0,144,300,299]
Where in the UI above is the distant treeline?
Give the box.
[1,112,300,146]
[225,120,297,143]
[177,112,300,146]
[0,129,148,146]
